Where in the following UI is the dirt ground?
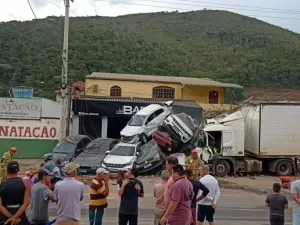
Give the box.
[17,159,296,195]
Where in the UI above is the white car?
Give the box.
[163,113,195,143]
[120,102,172,143]
[101,142,141,175]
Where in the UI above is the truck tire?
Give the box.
[275,160,293,176]
[215,160,230,177]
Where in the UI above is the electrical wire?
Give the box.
[99,0,300,21]
[106,0,300,15]
[26,0,37,19]
[166,0,300,13]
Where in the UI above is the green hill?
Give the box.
[0,10,300,100]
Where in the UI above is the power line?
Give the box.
[26,0,37,19]
[99,0,300,21]
[169,0,300,13]
[111,0,300,15]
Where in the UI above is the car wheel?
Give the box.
[139,133,148,144]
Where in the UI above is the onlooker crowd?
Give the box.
[0,153,299,225]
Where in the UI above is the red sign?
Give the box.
[0,126,57,139]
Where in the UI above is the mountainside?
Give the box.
[0,10,300,100]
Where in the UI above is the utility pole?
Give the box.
[59,0,72,140]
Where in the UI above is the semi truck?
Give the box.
[197,102,300,177]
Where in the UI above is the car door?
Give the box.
[144,109,165,135]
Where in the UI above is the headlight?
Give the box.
[153,153,160,160]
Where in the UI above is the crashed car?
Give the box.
[52,135,92,163]
[74,138,119,175]
[134,140,164,175]
[120,102,172,144]
[162,113,197,144]
[102,142,141,176]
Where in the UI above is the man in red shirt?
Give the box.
[160,164,194,225]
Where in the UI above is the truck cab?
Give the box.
[198,110,246,176]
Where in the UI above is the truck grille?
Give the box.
[173,118,192,137]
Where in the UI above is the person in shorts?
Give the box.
[197,166,221,225]
[265,182,288,225]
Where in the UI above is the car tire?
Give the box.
[139,133,148,144]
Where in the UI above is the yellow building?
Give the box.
[85,72,242,110]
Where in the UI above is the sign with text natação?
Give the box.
[0,98,41,119]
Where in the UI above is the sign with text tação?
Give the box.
[0,119,60,140]
[0,98,41,119]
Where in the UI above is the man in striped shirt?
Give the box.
[89,168,110,225]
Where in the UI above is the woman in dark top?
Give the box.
[0,161,30,225]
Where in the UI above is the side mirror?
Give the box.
[105,150,110,154]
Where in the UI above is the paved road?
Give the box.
[47,179,293,224]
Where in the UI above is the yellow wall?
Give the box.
[182,86,225,104]
[85,79,182,98]
[85,79,226,108]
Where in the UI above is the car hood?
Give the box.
[120,125,142,136]
[104,155,135,165]
[73,154,106,167]
[136,145,160,164]
[52,152,73,163]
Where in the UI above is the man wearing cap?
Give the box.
[185,149,203,180]
[54,162,84,225]
[29,169,56,225]
[89,168,110,225]
[0,146,17,182]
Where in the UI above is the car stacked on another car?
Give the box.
[120,102,172,144]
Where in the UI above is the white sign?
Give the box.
[0,98,41,119]
[0,119,60,140]
[116,106,145,115]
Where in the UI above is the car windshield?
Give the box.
[128,115,147,126]
[53,141,76,154]
[109,145,135,156]
[83,142,101,155]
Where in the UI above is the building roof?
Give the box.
[245,88,300,101]
[78,96,201,108]
[86,72,243,89]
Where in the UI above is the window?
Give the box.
[110,86,122,97]
[209,91,219,104]
[152,86,175,99]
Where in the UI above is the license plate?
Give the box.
[144,163,152,169]
[80,169,87,173]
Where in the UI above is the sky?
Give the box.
[0,0,299,33]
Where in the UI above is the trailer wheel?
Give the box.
[215,160,230,177]
[275,160,293,176]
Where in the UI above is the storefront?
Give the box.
[72,97,203,139]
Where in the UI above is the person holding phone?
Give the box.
[117,168,144,225]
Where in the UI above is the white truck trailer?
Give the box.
[198,102,300,177]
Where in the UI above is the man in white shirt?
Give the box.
[197,165,221,225]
